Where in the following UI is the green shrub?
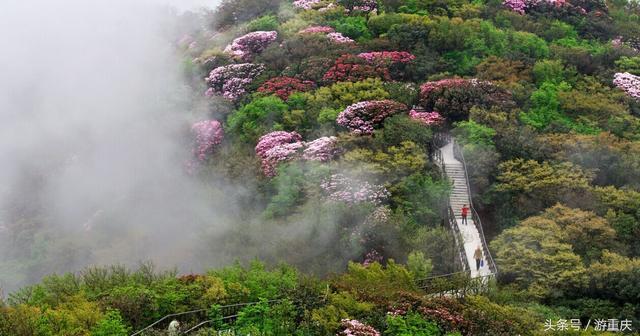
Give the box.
[246,15,279,32]
[331,16,372,41]
[91,309,130,336]
[385,312,442,336]
[227,96,288,143]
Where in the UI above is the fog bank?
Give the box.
[0,0,230,293]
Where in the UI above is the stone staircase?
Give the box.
[439,140,494,278]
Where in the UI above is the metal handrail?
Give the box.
[451,140,498,275]
[448,206,470,273]
[130,308,208,336]
[431,132,468,275]
[131,300,282,336]
[181,314,240,334]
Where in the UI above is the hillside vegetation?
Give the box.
[2,0,640,334]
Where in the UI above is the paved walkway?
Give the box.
[440,141,492,278]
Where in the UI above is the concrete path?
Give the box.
[440,141,492,278]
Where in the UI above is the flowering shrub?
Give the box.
[255,131,303,157]
[302,136,339,161]
[503,0,608,15]
[327,32,355,44]
[261,142,305,176]
[337,100,407,134]
[503,0,528,14]
[613,72,640,100]
[224,31,278,61]
[205,63,265,101]
[338,0,377,12]
[323,54,390,83]
[612,36,640,53]
[191,120,224,161]
[419,78,512,121]
[363,249,384,266]
[357,51,416,64]
[299,26,335,34]
[502,0,570,14]
[255,131,304,176]
[338,319,381,336]
[409,109,445,126]
[321,174,390,205]
[258,76,315,100]
[293,0,322,9]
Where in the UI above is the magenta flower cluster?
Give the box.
[362,249,384,267]
[409,109,445,125]
[320,174,390,205]
[255,131,303,157]
[357,51,416,64]
[293,0,322,9]
[191,120,224,161]
[613,72,640,100]
[611,36,640,52]
[503,0,568,14]
[224,31,278,61]
[296,26,353,44]
[303,136,339,162]
[328,32,355,44]
[338,319,381,336]
[352,0,378,12]
[205,63,265,101]
[299,26,335,34]
[255,131,304,176]
[256,132,341,176]
[337,100,408,135]
[503,0,528,13]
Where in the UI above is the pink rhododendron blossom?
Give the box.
[362,249,384,266]
[357,51,416,64]
[321,174,390,205]
[351,0,377,12]
[255,131,303,157]
[255,131,304,176]
[338,319,381,336]
[611,36,640,52]
[293,0,322,9]
[503,0,528,13]
[205,63,264,101]
[409,109,445,125]
[224,31,278,61]
[303,136,339,161]
[327,32,355,44]
[299,26,335,34]
[613,72,640,100]
[191,120,224,161]
[503,0,584,14]
[262,142,305,176]
[337,100,407,135]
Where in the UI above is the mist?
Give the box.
[0,0,234,293]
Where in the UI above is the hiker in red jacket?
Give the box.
[461,204,469,225]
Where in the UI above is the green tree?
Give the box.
[91,309,130,336]
[495,159,594,216]
[491,212,588,298]
[227,96,288,143]
[406,251,433,280]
